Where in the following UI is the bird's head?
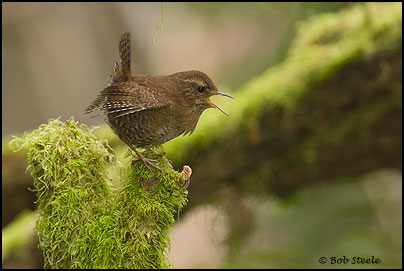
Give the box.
[172,70,233,115]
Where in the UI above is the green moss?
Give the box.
[9,117,188,268]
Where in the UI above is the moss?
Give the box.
[9,117,188,268]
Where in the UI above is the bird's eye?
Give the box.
[197,85,205,93]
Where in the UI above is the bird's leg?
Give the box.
[153,149,173,169]
[149,147,173,169]
[120,138,163,172]
[162,156,173,169]
[131,147,163,172]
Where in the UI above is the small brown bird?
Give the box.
[86,31,233,171]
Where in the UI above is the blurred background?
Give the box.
[2,2,402,269]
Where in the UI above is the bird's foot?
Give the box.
[130,148,164,172]
[131,157,163,172]
[148,146,173,169]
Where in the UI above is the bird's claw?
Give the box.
[132,157,163,172]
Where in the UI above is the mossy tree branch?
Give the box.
[9,118,189,269]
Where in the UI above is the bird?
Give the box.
[85,31,233,171]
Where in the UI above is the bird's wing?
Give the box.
[85,82,168,119]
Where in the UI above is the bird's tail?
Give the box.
[108,31,131,85]
[86,31,132,114]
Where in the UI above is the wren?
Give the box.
[85,31,233,171]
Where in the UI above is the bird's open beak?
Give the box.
[217,91,234,99]
[209,91,234,116]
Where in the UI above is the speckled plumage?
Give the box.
[85,31,232,168]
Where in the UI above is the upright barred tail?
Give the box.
[86,31,132,114]
[108,31,132,85]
